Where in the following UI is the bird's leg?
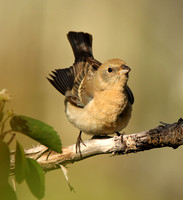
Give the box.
[46,150,52,161]
[35,148,50,160]
[116,132,126,143]
[76,131,86,156]
[116,132,126,136]
[116,132,121,136]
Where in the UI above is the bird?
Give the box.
[47,31,134,154]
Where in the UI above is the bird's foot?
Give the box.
[116,132,126,143]
[35,147,52,161]
[116,132,126,136]
[76,131,86,158]
[116,132,121,136]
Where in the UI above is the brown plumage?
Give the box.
[47,31,134,153]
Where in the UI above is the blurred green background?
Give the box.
[1,0,183,199]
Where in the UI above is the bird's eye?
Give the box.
[108,67,112,73]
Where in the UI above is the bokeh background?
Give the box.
[1,0,183,199]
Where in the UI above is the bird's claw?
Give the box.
[76,131,86,158]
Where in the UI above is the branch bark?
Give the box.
[10,118,183,174]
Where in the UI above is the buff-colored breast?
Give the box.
[65,88,132,135]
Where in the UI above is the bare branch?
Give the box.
[10,118,183,174]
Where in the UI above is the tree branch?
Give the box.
[10,118,183,174]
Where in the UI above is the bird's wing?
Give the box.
[47,67,74,96]
[48,32,102,107]
[72,58,101,106]
[47,65,85,107]
[47,58,101,107]
[126,86,134,105]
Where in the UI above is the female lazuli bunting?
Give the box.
[48,31,134,153]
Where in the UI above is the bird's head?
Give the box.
[93,59,131,91]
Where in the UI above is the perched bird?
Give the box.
[48,31,134,153]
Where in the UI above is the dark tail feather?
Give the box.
[67,31,93,61]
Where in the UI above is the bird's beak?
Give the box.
[120,65,131,75]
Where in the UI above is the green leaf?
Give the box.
[0,140,10,184]
[0,141,16,200]
[10,115,62,153]
[25,158,45,199]
[0,183,17,200]
[15,141,26,183]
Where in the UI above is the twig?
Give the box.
[10,118,183,175]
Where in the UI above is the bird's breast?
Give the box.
[65,89,132,135]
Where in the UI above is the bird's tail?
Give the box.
[67,31,93,61]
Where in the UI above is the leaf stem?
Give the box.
[7,132,16,146]
[0,101,5,113]
[3,129,14,139]
[1,114,12,136]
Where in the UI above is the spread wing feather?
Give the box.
[47,32,101,107]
